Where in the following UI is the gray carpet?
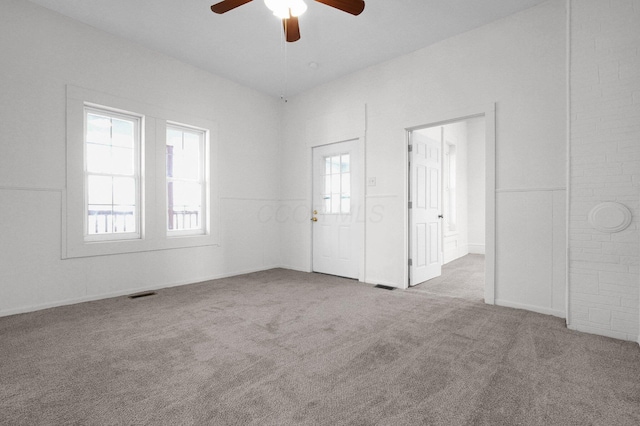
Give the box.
[1,268,639,425]
[410,254,485,301]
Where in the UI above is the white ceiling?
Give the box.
[27,0,548,98]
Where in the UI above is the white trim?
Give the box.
[495,299,565,319]
[468,244,485,254]
[565,0,573,330]
[568,322,635,342]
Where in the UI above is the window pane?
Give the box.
[325,158,331,175]
[111,147,134,175]
[113,177,136,205]
[111,118,134,148]
[87,175,112,205]
[113,205,136,233]
[341,196,350,214]
[331,156,340,174]
[173,182,201,206]
[331,194,340,214]
[86,143,112,174]
[167,128,200,180]
[168,182,202,230]
[87,205,112,235]
[86,114,111,145]
[324,175,331,194]
[183,132,200,153]
[167,128,182,147]
[324,196,331,213]
[331,174,340,193]
[341,154,350,173]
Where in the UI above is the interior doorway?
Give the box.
[408,114,488,301]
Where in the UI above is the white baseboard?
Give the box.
[443,244,469,265]
[366,277,400,288]
[495,298,565,319]
[568,322,636,342]
[0,264,282,318]
[278,264,311,273]
[468,244,486,254]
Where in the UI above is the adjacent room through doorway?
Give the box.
[408,116,486,301]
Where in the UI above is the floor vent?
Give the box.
[374,285,395,291]
[128,291,157,299]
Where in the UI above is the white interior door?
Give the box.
[410,131,442,285]
[312,140,361,279]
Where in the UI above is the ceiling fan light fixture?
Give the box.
[264,0,307,19]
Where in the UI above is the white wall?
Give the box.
[568,0,640,342]
[280,0,567,316]
[0,0,282,316]
[467,117,486,254]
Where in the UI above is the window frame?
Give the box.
[165,122,209,237]
[83,104,143,242]
[321,152,351,215]
[64,85,220,259]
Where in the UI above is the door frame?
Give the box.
[404,103,496,304]
[310,137,366,282]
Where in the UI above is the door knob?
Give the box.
[311,217,318,222]
[438,214,444,219]
[313,210,318,214]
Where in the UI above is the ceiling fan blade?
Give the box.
[283,15,301,42]
[210,0,253,14]
[314,0,365,16]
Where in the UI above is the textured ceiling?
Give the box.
[27,0,548,98]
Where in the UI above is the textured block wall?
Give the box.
[569,0,640,341]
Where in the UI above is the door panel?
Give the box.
[312,140,361,279]
[410,131,442,285]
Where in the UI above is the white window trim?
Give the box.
[64,85,220,259]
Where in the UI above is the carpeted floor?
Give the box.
[1,268,639,425]
[409,254,485,301]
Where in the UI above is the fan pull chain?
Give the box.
[280,18,288,103]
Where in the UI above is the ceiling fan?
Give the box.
[210,0,365,42]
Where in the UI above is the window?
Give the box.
[65,85,219,259]
[84,106,141,240]
[166,124,207,234]
[322,154,350,214]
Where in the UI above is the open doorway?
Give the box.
[408,115,487,302]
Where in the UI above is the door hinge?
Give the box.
[408,258,413,266]
[408,201,412,209]
[408,145,413,152]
